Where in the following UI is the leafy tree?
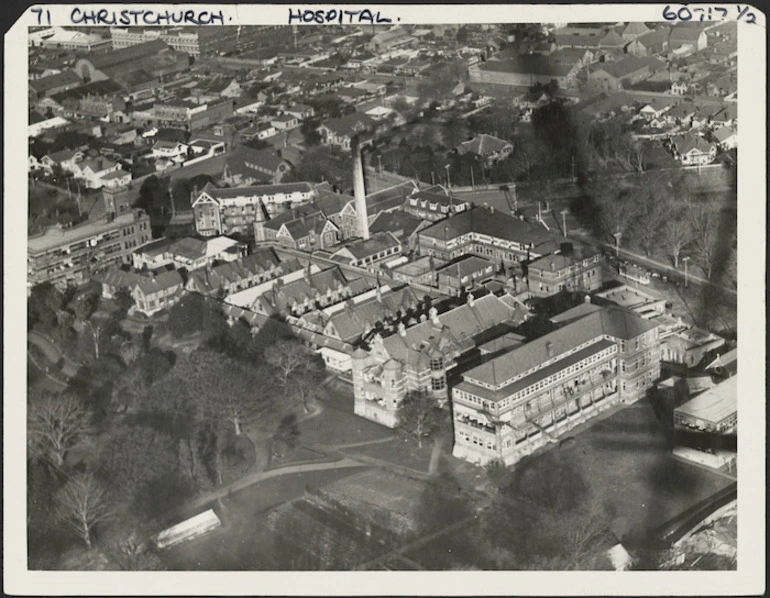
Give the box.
[28,282,66,332]
[98,424,179,496]
[28,391,92,468]
[166,292,205,338]
[300,118,322,146]
[54,473,113,548]
[141,325,154,352]
[396,391,444,448]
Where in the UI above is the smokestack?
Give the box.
[352,136,370,240]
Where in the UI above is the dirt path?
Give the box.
[28,331,80,377]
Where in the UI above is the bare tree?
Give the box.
[265,339,315,387]
[28,392,92,467]
[663,218,692,268]
[594,186,639,242]
[396,391,444,448]
[634,180,673,257]
[83,320,104,361]
[54,473,113,548]
[624,138,647,173]
[687,202,720,279]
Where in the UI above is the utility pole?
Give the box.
[377,154,383,175]
[512,183,517,212]
[470,166,475,190]
[75,182,82,217]
[560,209,569,238]
[444,163,451,190]
[682,256,690,288]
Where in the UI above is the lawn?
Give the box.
[512,401,733,542]
[298,402,395,448]
[350,437,434,473]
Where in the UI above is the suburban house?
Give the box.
[712,125,737,150]
[331,232,403,269]
[221,145,293,185]
[456,134,513,164]
[99,168,132,190]
[351,292,528,428]
[271,114,300,131]
[132,235,246,272]
[671,78,689,95]
[285,103,315,121]
[40,148,85,174]
[318,113,377,150]
[151,140,189,161]
[452,305,661,466]
[671,133,717,166]
[77,157,122,189]
[94,267,185,316]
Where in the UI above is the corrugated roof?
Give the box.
[675,376,737,425]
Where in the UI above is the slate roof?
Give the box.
[380,294,522,366]
[598,30,626,48]
[366,180,418,214]
[463,306,657,390]
[369,211,425,242]
[337,231,401,260]
[134,269,184,295]
[314,184,355,217]
[633,27,671,49]
[712,126,736,144]
[669,25,707,44]
[435,255,494,279]
[326,286,421,342]
[419,206,558,250]
[226,145,287,180]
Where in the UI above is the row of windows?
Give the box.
[457,430,497,451]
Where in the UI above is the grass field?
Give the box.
[512,401,733,541]
[298,402,396,448]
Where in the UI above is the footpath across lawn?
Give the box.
[298,403,395,448]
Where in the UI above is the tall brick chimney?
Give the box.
[352,135,370,240]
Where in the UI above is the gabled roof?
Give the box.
[87,39,170,70]
[634,27,671,48]
[320,112,377,137]
[669,25,707,44]
[457,133,512,157]
[623,22,650,37]
[674,133,714,155]
[335,231,401,261]
[226,145,287,179]
[369,211,425,242]
[326,286,421,342]
[380,294,521,365]
[435,255,494,279]
[264,203,323,232]
[45,148,82,163]
[598,29,626,48]
[314,184,355,217]
[196,181,313,204]
[593,55,650,79]
[419,206,558,251]
[134,269,184,295]
[366,180,418,214]
[712,126,736,144]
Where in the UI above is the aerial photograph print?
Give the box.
[12,6,763,591]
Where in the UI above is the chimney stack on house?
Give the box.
[352,135,370,240]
